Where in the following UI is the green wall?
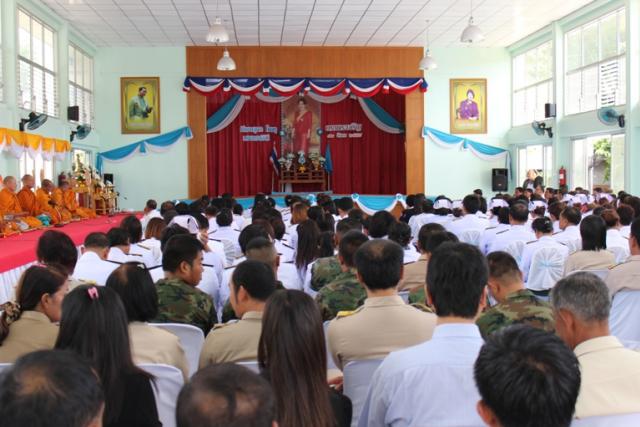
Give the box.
[93,47,187,210]
[423,47,512,199]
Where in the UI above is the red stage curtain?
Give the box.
[320,93,406,195]
[206,93,281,197]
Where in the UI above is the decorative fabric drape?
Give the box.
[206,92,281,197]
[320,92,406,194]
[0,128,70,161]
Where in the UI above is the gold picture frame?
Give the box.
[121,77,160,134]
[450,78,487,134]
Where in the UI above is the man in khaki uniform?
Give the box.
[605,218,640,297]
[199,259,277,367]
[328,239,436,370]
[551,272,640,419]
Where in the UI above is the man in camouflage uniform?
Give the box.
[315,231,369,321]
[309,218,363,293]
[154,234,217,335]
[476,251,554,338]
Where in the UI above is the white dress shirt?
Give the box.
[446,214,490,239]
[479,223,510,255]
[620,225,631,239]
[358,323,484,427]
[408,213,436,239]
[488,224,536,254]
[107,247,138,264]
[140,209,162,232]
[274,239,295,263]
[403,246,421,264]
[233,214,245,230]
[73,251,119,286]
[607,229,630,263]
[209,226,242,257]
[138,238,162,264]
[129,242,157,268]
[554,225,582,246]
[520,235,570,282]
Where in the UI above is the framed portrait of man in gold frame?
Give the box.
[121,77,160,134]
[450,78,487,134]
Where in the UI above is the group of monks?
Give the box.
[0,175,96,235]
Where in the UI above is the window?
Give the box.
[565,8,626,115]
[72,148,92,172]
[512,41,554,126]
[517,144,553,188]
[19,153,53,188]
[572,133,624,191]
[17,9,58,117]
[68,45,94,124]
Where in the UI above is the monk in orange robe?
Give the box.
[52,185,73,222]
[17,175,43,220]
[0,176,42,229]
[36,179,63,225]
[60,181,96,219]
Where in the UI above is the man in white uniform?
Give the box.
[488,202,535,255]
[446,195,490,240]
[73,232,119,286]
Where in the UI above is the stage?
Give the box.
[0,214,132,304]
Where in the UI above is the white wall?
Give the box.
[423,47,511,199]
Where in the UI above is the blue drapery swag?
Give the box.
[96,127,192,173]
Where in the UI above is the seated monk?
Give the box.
[51,183,73,222]
[0,176,42,229]
[36,179,63,225]
[60,181,96,219]
[17,175,45,226]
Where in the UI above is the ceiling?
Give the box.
[41,0,595,48]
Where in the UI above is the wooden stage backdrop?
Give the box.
[186,46,425,198]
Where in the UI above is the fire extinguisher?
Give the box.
[559,166,567,187]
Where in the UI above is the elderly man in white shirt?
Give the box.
[480,203,510,255]
[446,195,490,240]
[488,202,536,256]
[358,242,487,427]
[73,232,119,286]
[521,217,569,284]
[140,199,162,232]
[553,206,582,249]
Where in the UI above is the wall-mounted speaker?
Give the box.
[68,106,80,122]
[545,103,556,118]
[492,168,508,192]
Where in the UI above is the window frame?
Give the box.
[570,131,625,191]
[68,43,94,125]
[516,144,554,188]
[19,152,53,189]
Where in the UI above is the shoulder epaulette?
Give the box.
[281,242,294,250]
[106,260,123,265]
[623,236,629,240]
[129,253,143,257]
[336,310,356,318]
[224,265,236,270]
[404,261,416,265]
[213,319,239,330]
[526,240,537,244]
[552,231,562,235]
[209,238,222,242]
[147,265,162,271]
[485,226,497,230]
[496,229,509,235]
[202,263,215,268]
[137,244,151,250]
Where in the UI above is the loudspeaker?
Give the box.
[545,103,556,118]
[492,168,508,192]
[67,106,79,122]
[103,173,114,185]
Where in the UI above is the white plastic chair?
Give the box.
[571,413,640,427]
[323,321,337,371]
[138,363,184,427]
[343,359,383,427]
[235,360,260,373]
[610,290,640,343]
[609,246,630,264]
[526,247,566,293]
[504,240,526,264]
[150,323,204,378]
[567,269,610,281]
[459,229,482,247]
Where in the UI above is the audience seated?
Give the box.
[55,285,161,427]
[358,242,487,427]
[398,223,445,292]
[315,231,369,321]
[176,363,276,427]
[618,204,634,238]
[200,260,276,366]
[446,195,490,239]
[295,219,322,281]
[0,265,67,363]
[36,229,78,277]
[73,232,119,286]
[551,272,640,418]
[121,215,156,267]
[106,262,189,380]
[564,215,616,275]
[602,209,631,263]
[141,217,165,262]
[106,227,134,264]
[520,217,569,284]
[606,218,640,297]
[141,199,162,231]
[475,325,580,427]
[388,221,420,263]
[0,349,105,427]
[154,234,217,334]
[487,202,535,254]
[209,208,242,256]
[480,206,510,254]
[553,206,582,247]
[327,239,436,370]
[259,289,352,427]
[476,252,554,338]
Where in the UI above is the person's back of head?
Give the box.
[626,197,640,220]
[268,216,286,240]
[160,224,190,252]
[580,215,607,251]
[420,199,435,214]
[239,224,271,254]
[120,215,143,244]
[336,197,354,215]
[106,262,158,322]
[162,234,204,281]
[145,199,157,211]
[55,285,146,425]
[354,239,404,290]
[163,209,179,225]
[550,272,610,349]
[258,290,332,427]
[0,349,105,427]
[177,363,276,427]
[231,260,277,305]
[561,207,582,226]
[145,217,166,240]
[83,232,110,256]
[423,231,458,255]
[462,194,481,214]
[232,203,244,216]
[368,210,396,238]
[427,242,488,319]
[291,202,309,225]
[204,205,219,219]
[216,208,234,227]
[509,202,529,224]
[160,201,175,215]
[601,209,620,229]
[295,220,321,270]
[617,204,635,226]
[107,227,130,248]
[245,238,279,272]
[632,218,640,249]
[531,217,554,235]
[388,221,411,248]
[36,230,78,275]
[417,223,446,252]
[175,202,190,215]
[336,218,363,238]
[474,325,580,427]
[486,251,523,288]
[548,201,566,221]
[338,231,369,269]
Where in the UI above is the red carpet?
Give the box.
[0,214,133,273]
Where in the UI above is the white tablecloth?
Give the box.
[0,263,35,305]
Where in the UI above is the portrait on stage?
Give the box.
[120,77,160,134]
[450,78,487,134]
[281,95,321,155]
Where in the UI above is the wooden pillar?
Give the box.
[405,90,425,194]
[187,91,207,198]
